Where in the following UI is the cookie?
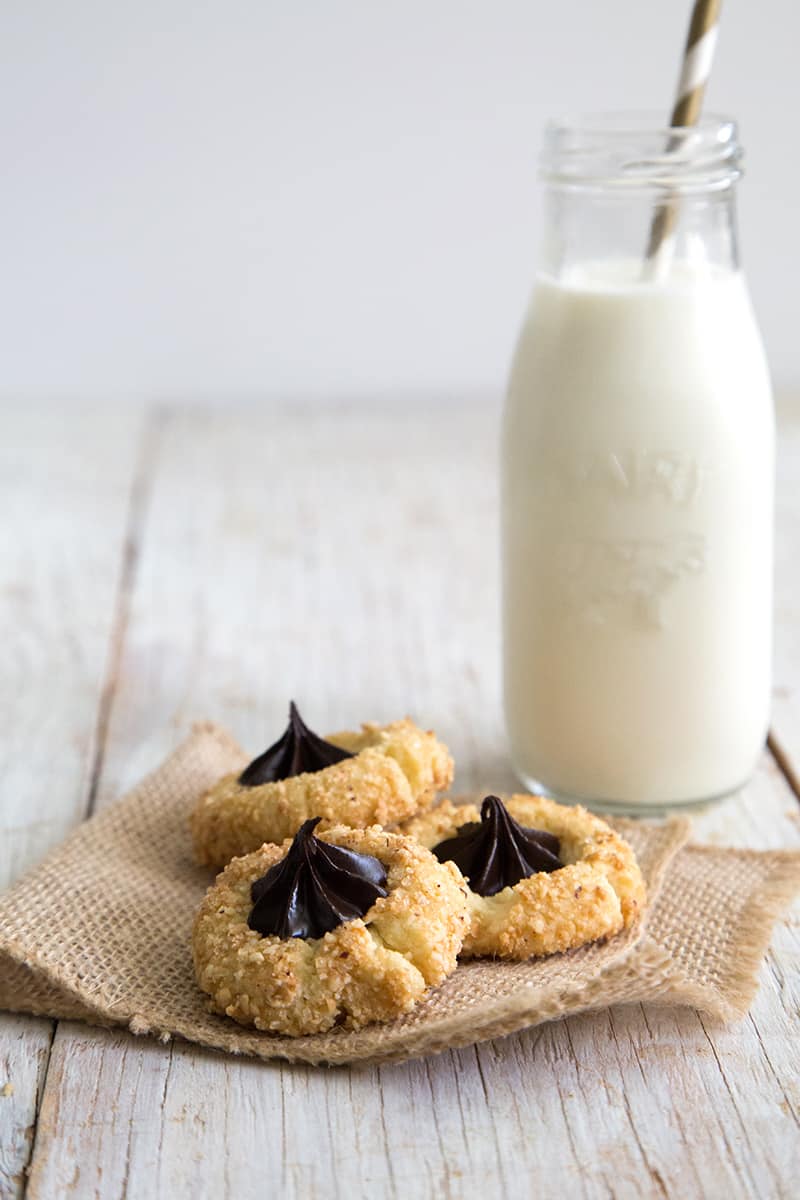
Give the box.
[190,702,453,867]
[192,820,470,1035]
[401,794,646,960]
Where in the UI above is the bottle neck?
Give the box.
[538,183,739,280]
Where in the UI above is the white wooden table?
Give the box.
[1,398,798,1200]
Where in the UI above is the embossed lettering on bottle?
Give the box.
[543,449,708,630]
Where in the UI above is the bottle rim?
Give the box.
[540,112,741,192]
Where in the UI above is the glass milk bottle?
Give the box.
[502,115,774,813]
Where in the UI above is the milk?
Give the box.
[502,259,774,808]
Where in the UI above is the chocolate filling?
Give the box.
[248,817,389,940]
[238,701,354,787]
[432,795,563,897]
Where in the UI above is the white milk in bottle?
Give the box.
[502,117,774,811]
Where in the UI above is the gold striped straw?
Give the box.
[645,0,723,266]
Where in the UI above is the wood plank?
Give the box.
[0,405,149,884]
[20,401,800,1200]
[604,758,800,1200]
[0,1016,52,1200]
[0,405,148,1199]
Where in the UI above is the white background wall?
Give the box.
[2,1,797,403]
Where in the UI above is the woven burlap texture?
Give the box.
[1,723,798,1067]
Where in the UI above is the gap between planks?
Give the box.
[767,730,800,804]
[18,405,166,1197]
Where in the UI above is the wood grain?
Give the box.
[0,1017,52,1200]
[0,405,147,1199]
[0,405,149,886]
[2,400,798,1200]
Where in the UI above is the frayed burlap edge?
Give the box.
[640,844,800,1023]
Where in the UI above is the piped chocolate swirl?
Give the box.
[432,795,563,897]
[248,817,389,940]
[239,701,354,787]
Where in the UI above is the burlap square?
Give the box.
[1,724,798,1066]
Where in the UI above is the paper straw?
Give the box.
[644,0,723,268]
